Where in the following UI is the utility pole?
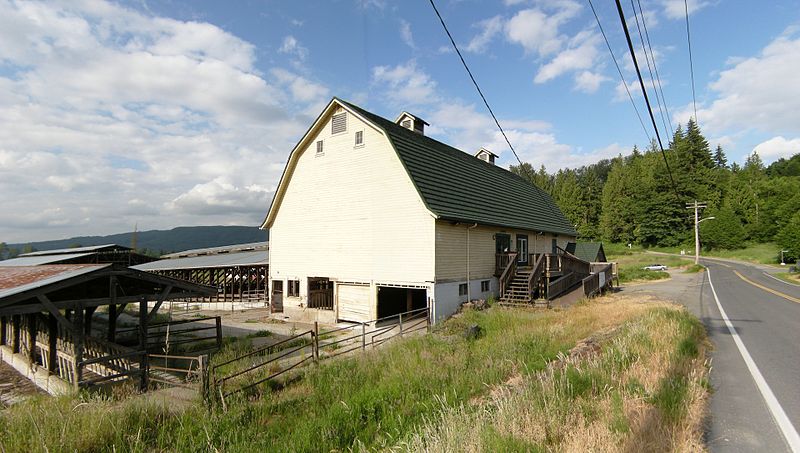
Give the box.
[686,201,711,265]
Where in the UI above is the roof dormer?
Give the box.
[395,111,429,135]
[475,147,498,165]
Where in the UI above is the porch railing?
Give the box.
[498,252,518,299]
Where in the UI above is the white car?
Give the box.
[642,264,668,271]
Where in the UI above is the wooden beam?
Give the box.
[138,297,149,391]
[108,275,117,343]
[145,285,172,323]
[73,304,84,389]
[11,315,20,353]
[0,316,6,345]
[84,306,97,336]
[27,314,37,365]
[37,295,74,332]
[48,314,57,374]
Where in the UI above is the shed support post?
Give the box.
[107,304,117,342]
[1,316,6,346]
[215,317,222,350]
[138,297,149,391]
[73,305,84,389]
[27,314,37,366]
[84,306,96,336]
[11,315,20,353]
[48,314,58,374]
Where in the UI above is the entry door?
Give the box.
[495,233,511,253]
[516,234,529,264]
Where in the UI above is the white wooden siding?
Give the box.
[269,110,436,291]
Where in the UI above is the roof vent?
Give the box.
[475,147,498,165]
[395,111,429,135]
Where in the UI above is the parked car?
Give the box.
[642,264,668,271]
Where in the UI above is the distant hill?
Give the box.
[2,226,268,259]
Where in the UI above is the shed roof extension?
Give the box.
[19,244,130,257]
[0,253,96,267]
[161,241,268,259]
[339,100,577,236]
[133,250,268,272]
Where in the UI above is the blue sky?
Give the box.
[1,0,799,242]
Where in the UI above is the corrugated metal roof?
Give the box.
[19,244,129,257]
[161,241,268,259]
[0,265,109,300]
[133,250,268,271]
[0,253,96,267]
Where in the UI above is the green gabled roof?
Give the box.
[340,99,577,236]
[565,242,606,263]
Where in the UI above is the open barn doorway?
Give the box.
[376,286,427,319]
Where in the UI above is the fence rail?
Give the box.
[210,306,431,404]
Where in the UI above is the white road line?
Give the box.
[706,267,800,453]
[764,272,800,288]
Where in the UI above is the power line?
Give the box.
[586,0,652,144]
[636,0,674,133]
[427,0,523,167]
[614,0,679,194]
[684,0,698,122]
[629,0,671,139]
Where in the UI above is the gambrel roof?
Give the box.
[264,98,577,236]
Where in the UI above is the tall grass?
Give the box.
[0,298,704,452]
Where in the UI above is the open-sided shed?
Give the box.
[0,264,214,392]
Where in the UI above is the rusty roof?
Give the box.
[0,265,108,298]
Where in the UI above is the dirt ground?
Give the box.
[0,361,45,407]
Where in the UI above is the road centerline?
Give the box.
[706,267,800,453]
[733,270,800,304]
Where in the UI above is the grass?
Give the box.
[0,297,709,452]
[647,242,782,265]
[605,245,693,284]
[399,295,709,452]
[773,272,800,285]
[683,264,705,274]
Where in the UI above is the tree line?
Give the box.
[511,119,800,261]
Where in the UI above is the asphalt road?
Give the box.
[624,257,800,452]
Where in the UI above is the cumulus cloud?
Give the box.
[400,20,415,49]
[674,31,800,135]
[466,16,504,54]
[505,6,577,56]
[279,35,308,61]
[661,0,710,20]
[574,71,610,93]
[534,30,601,84]
[0,1,323,241]
[752,136,800,161]
[371,60,439,106]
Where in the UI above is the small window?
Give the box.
[401,119,412,129]
[458,283,468,296]
[331,113,347,134]
[316,140,323,155]
[354,130,363,146]
[288,280,300,297]
[481,280,490,292]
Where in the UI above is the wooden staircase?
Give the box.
[498,266,548,307]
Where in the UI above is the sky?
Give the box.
[1,0,799,243]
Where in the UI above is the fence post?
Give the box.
[199,354,209,403]
[361,323,366,351]
[398,313,404,337]
[427,306,432,333]
[215,316,223,350]
[140,352,149,391]
[313,322,319,363]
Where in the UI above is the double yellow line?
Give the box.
[733,270,800,304]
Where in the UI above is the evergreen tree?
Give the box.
[776,212,800,262]
[713,145,728,169]
[700,206,746,250]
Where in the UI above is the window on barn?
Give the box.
[481,280,490,292]
[288,280,300,297]
[354,130,363,147]
[316,140,323,156]
[331,113,347,134]
[458,283,468,296]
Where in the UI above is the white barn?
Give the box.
[262,98,577,324]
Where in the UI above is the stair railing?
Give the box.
[499,252,518,298]
[526,254,545,300]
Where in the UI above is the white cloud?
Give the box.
[0,0,324,241]
[400,20,415,49]
[752,136,800,161]
[534,30,600,84]
[504,1,581,56]
[466,15,503,54]
[574,71,609,93]
[279,35,308,61]
[614,79,642,102]
[371,60,438,106]
[661,0,710,20]
[674,31,800,135]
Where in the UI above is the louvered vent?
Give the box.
[331,113,347,134]
[401,119,412,129]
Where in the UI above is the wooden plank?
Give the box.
[146,285,172,323]
[48,314,57,373]
[37,295,75,331]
